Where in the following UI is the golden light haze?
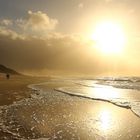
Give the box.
[0,0,140,76]
[91,21,126,54]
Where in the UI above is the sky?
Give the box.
[0,0,140,76]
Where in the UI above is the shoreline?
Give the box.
[28,80,140,119]
[0,76,140,139]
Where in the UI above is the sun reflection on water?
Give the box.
[99,109,111,131]
[84,86,120,134]
[87,85,120,100]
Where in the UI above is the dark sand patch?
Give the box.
[0,76,49,106]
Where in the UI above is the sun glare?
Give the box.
[100,109,111,131]
[92,21,126,54]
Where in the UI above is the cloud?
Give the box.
[0,26,138,76]
[0,11,59,38]
[78,3,84,8]
[18,11,58,32]
[0,26,23,39]
[0,30,105,75]
[0,10,137,76]
[0,19,13,26]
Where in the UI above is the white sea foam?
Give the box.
[28,78,140,118]
[55,86,140,118]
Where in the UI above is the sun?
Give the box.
[92,21,126,54]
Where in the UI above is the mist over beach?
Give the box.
[0,0,140,139]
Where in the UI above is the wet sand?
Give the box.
[0,75,49,106]
[0,76,140,140]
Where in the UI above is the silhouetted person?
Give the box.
[6,73,10,79]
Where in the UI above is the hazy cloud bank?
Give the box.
[0,10,138,76]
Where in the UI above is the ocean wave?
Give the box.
[29,79,140,118]
[74,77,140,91]
[55,86,140,118]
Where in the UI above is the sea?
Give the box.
[0,76,140,139]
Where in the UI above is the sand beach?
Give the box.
[0,76,140,140]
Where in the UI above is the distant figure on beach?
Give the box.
[6,73,10,79]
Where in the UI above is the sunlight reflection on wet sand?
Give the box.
[99,109,111,131]
[1,80,140,139]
